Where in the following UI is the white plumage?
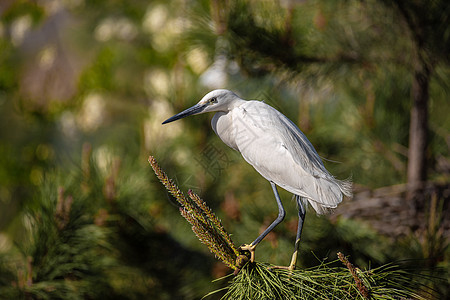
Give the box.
[163,89,352,268]
[207,90,351,214]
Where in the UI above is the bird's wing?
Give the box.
[232,101,350,213]
[237,101,328,176]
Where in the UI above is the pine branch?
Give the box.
[208,259,434,300]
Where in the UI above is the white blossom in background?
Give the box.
[115,18,138,41]
[11,15,32,46]
[38,45,56,70]
[0,233,11,252]
[77,93,105,132]
[142,4,186,52]
[95,18,115,42]
[95,17,137,42]
[59,111,79,140]
[199,38,236,89]
[143,68,171,97]
[94,145,115,176]
[199,54,228,89]
[143,99,183,151]
[142,4,168,33]
[186,48,210,75]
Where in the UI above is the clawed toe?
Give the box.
[239,243,257,263]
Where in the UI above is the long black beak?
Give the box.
[162,103,206,124]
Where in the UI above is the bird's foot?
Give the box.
[268,251,297,272]
[269,264,295,271]
[239,243,257,263]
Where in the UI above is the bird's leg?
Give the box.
[239,182,286,263]
[287,196,306,271]
[270,195,306,271]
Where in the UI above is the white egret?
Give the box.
[162,89,352,270]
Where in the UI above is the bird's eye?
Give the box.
[209,97,217,103]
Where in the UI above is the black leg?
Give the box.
[295,196,306,248]
[251,181,286,246]
[288,195,306,270]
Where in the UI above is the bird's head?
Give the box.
[162,89,240,124]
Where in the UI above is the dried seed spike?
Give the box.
[148,156,194,211]
[188,190,239,256]
[149,155,239,270]
[181,208,237,270]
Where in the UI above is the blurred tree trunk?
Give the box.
[393,1,435,205]
[407,61,430,205]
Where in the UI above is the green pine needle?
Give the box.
[207,259,433,300]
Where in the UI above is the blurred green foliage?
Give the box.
[0,0,448,299]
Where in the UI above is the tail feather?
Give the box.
[305,177,353,215]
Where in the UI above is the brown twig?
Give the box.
[338,252,370,299]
